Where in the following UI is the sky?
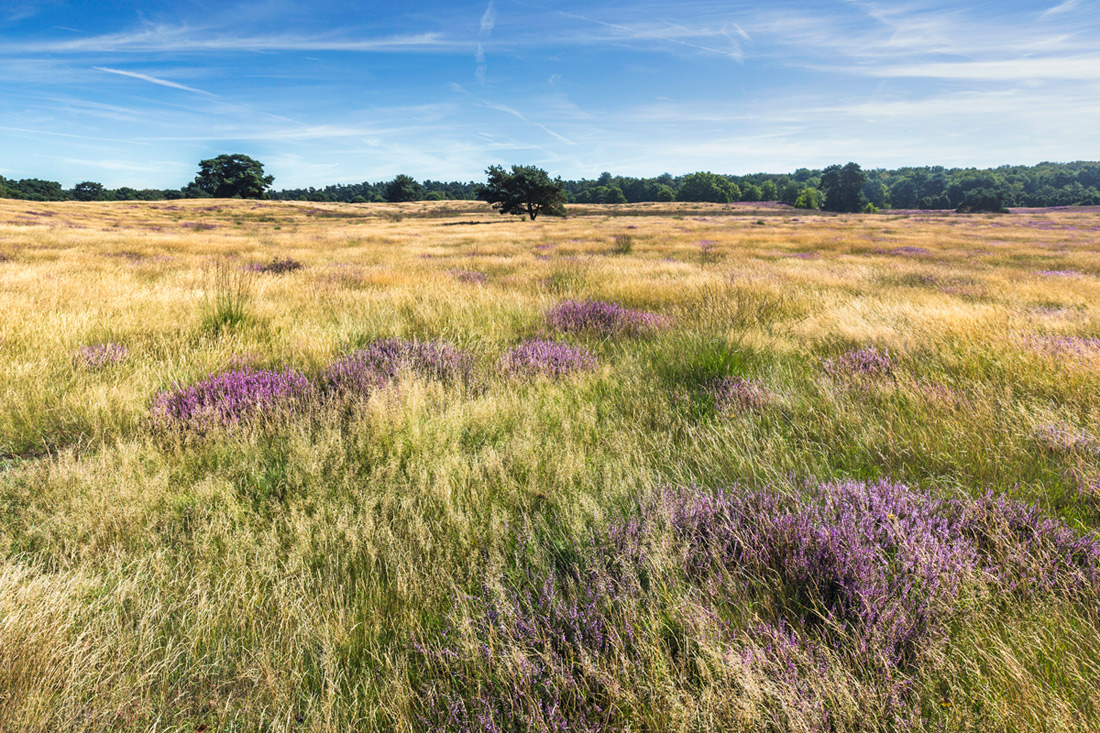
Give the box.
[1,0,1098,189]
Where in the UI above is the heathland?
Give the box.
[1,198,1099,731]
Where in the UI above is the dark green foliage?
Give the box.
[384,174,425,203]
[476,164,567,220]
[821,162,868,212]
[70,181,106,202]
[188,154,274,199]
[956,188,1010,213]
[676,172,739,203]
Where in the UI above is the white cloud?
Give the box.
[480,1,497,37]
[1041,0,1081,19]
[93,66,214,95]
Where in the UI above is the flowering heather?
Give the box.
[325,338,471,396]
[546,299,668,336]
[1033,421,1100,455]
[150,368,314,430]
[1031,334,1100,358]
[413,481,1100,730]
[499,339,596,378]
[824,345,895,378]
[74,342,128,370]
[449,269,487,285]
[245,256,304,274]
[875,246,931,256]
[705,376,774,411]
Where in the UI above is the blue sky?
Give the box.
[1,0,1098,188]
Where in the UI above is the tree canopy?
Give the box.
[476,165,567,220]
[384,174,425,203]
[820,162,868,212]
[187,154,274,199]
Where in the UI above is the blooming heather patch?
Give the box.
[245,256,304,274]
[1030,334,1100,359]
[449,269,487,285]
[325,338,471,396]
[1033,421,1100,455]
[546,299,668,337]
[500,339,596,379]
[875,246,931,256]
[412,480,1099,730]
[151,368,314,430]
[824,345,895,379]
[74,342,128,370]
[705,376,774,411]
[1034,269,1080,277]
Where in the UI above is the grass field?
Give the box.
[1,197,1099,731]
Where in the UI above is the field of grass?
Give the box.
[1,197,1099,731]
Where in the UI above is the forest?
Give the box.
[2,160,1099,209]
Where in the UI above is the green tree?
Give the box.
[189,154,274,199]
[820,162,867,212]
[71,181,105,202]
[384,174,424,202]
[760,180,779,201]
[677,172,737,203]
[477,165,567,220]
[601,186,627,204]
[793,187,821,210]
[955,188,1009,213]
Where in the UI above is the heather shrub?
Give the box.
[150,368,314,431]
[824,345,895,379]
[74,343,128,370]
[449,269,487,285]
[499,339,596,379]
[245,256,304,274]
[546,299,668,337]
[412,481,1100,730]
[325,338,472,397]
[705,376,774,411]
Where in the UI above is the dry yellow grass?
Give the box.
[1,198,1099,730]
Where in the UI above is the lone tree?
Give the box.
[384,174,424,203]
[477,164,566,220]
[188,154,273,199]
[820,162,868,212]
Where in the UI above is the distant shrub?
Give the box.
[245,256,304,274]
[74,343,129,370]
[612,233,633,255]
[151,368,314,431]
[325,338,471,397]
[500,339,596,378]
[863,202,879,214]
[546,299,668,337]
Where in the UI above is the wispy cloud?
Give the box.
[1041,0,1081,19]
[8,26,457,54]
[93,66,215,95]
[481,100,577,145]
[475,1,496,85]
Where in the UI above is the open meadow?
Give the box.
[1,198,1099,731]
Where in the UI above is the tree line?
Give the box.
[3,155,1099,210]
